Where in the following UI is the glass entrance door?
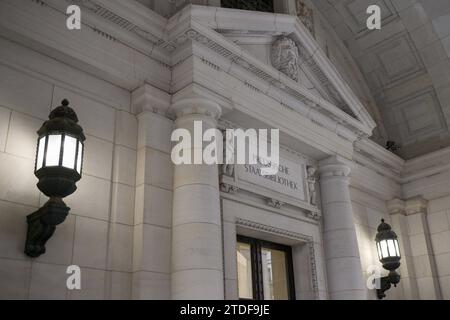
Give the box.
[236,235,295,300]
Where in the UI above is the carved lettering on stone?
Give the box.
[271,37,300,82]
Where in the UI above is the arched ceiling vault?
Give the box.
[314,0,450,159]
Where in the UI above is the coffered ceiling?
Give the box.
[314,0,450,159]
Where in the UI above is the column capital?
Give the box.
[387,198,406,216]
[387,196,428,216]
[318,156,351,178]
[171,97,222,120]
[405,196,428,216]
[131,83,171,116]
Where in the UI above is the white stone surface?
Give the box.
[111,183,135,226]
[0,106,10,152]
[0,64,52,120]
[116,111,138,150]
[320,157,366,299]
[134,184,172,227]
[132,271,170,300]
[83,135,114,180]
[29,263,68,300]
[64,174,112,221]
[72,216,108,269]
[136,147,173,189]
[68,268,106,300]
[107,223,133,272]
[5,111,42,160]
[137,224,171,273]
[108,271,132,300]
[0,152,39,207]
[0,258,32,299]
[113,145,137,187]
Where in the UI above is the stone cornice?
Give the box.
[0,0,172,91]
[402,146,450,183]
[3,1,373,148]
[354,138,404,180]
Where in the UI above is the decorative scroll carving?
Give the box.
[220,183,239,194]
[306,210,320,221]
[296,0,314,36]
[266,198,285,209]
[271,37,300,82]
[306,165,317,206]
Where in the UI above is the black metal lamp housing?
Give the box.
[25,99,85,257]
[375,219,401,299]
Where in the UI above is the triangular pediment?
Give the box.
[218,30,358,119]
[173,6,377,136]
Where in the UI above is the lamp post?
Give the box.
[25,99,85,258]
[375,219,401,299]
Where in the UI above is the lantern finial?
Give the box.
[48,99,79,122]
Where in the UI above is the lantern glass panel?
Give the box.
[46,134,62,166]
[62,135,77,169]
[387,239,396,257]
[76,141,83,174]
[377,242,382,260]
[36,136,46,170]
[394,239,400,257]
[380,240,389,259]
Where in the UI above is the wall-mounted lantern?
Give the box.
[375,219,401,299]
[25,99,85,258]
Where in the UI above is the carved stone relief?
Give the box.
[266,198,285,209]
[271,37,300,82]
[306,165,317,206]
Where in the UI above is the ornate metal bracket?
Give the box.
[376,271,400,299]
[25,197,70,257]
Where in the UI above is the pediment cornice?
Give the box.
[6,0,375,143]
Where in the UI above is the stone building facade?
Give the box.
[0,0,450,300]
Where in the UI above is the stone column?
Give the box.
[131,84,173,299]
[319,156,366,299]
[170,98,224,299]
